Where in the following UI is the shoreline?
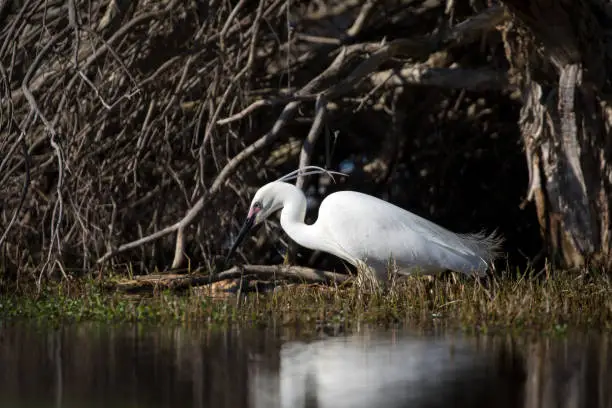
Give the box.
[1,269,611,334]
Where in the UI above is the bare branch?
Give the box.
[346,0,379,38]
[296,95,327,189]
[216,94,316,125]
[369,65,509,91]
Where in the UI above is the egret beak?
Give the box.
[224,208,259,265]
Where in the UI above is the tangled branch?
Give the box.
[0,0,512,281]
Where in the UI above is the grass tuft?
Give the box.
[1,269,611,333]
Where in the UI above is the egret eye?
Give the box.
[253,201,262,210]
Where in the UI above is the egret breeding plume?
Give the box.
[226,167,502,281]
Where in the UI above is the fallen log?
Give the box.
[111,264,351,294]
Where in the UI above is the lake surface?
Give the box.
[0,322,610,408]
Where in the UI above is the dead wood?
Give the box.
[500,0,612,268]
[0,0,550,284]
[111,264,350,293]
[94,4,510,270]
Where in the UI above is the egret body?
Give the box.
[226,180,502,280]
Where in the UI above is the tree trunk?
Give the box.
[500,0,612,269]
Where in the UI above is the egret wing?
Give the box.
[317,191,495,275]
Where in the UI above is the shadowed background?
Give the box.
[0,0,542,283]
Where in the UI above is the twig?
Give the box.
[77,70,141,110]
[295,33,341,45]
[216,94,316,125]
[21,27,70,133]
[67,0,80,70]
[346,0,379,38]
[219,0,247,50]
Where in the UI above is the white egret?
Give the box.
[226,167,502,280]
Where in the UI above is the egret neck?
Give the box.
[275,183,322,253]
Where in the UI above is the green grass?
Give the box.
[1,269,612,334]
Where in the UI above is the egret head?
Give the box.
[224,182,285,264]
[224,166,346,266]
[248,182,286,226]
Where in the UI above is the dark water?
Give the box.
[0,323,610,408]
